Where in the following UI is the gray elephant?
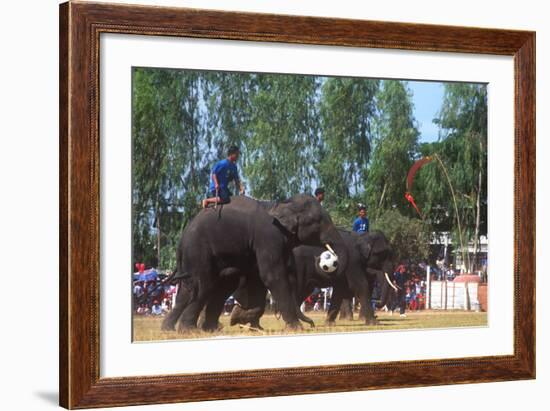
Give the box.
[162,194,348,332]
[231,230,397,328]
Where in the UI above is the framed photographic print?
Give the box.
[59,1,535,408]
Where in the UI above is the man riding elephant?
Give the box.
[202,145,244,208]
[162,194,349,332]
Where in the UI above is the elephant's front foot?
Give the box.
[365,317,379,326]
[229,305,247,326]
[161,320,176,332]
[324,319,336,327]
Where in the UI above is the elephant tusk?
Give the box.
[385,272,399,292]
[325,244,337,256]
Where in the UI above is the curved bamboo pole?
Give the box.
[433,154,469,272]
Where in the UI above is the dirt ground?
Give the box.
[132,309,488,342]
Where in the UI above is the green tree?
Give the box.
[372,209,430,264]
[203,71,257,159]
[416,84,487,271]
[131,67,487,275]
[366,81,420,217]
[132,68,210,269]
[245,74,320,200]
[317,78,379,201]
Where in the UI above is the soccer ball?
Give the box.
[319,250,338,273]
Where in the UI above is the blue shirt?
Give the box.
[394,271,408,287]
[208,159,240,192]
[151,304,163,315]
[352,216,369,233]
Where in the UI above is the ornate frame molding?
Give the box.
[59,2,535,408]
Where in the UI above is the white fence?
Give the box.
[428,281,481,311]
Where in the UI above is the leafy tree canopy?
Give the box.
[132,68,487,272]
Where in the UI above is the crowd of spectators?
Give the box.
[133,262,464,319]
[133,272,177,316]
[400,266,427,312]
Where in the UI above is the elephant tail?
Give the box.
[162,268,180,285]
[162,268,190,285]
[164,268,194,289]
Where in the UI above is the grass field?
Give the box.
[133,310,487,342]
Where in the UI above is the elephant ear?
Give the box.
[269,202,298,235]
[356,236,373,261]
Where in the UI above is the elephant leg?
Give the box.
[161,281,191,331]
[177,274,214,333]
[259,264,300,329]
[339,298,354,321]
[229,304,247,326]
[229,278,253,327]
[247,273,268,328]
[326,285,345,325]
[230,304,266,329]
[202,276,239,332]
[358,282,377,325]
[230,273,267,329]
[245,305,265,330]
[178,296,206,332]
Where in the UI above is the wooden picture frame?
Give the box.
[59,1,535,408]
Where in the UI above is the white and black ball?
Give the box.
[319,250,339,273]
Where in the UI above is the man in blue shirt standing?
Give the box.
[202,145,244,208]
[352,205,369,234]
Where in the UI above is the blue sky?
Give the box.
[408,80,444,144]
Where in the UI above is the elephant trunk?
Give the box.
[368,267,398,309]
[376,279,394,309]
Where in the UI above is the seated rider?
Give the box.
[202,145,244,208]
[314,187,325,204]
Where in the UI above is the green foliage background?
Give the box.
[132,67,487,271]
